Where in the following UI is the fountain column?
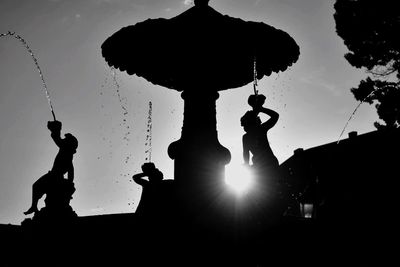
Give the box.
[168,90,231,211]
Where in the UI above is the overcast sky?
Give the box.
[0,0,377,225]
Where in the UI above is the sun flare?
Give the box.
[225,163,254,195]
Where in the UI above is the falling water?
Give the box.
[253,57,258,95]
[111,68,128,116]
[1,31,56,120]
[337,89,377,144]
[145,101,153,162]
[97,71,111,160]
[110,68,131,144]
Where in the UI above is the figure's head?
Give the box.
[241,111,261,132]
[142,162,164,181]
[64,133,78,153]
[141,162,156,173]
[149,168,164,182]
[248,94,266,109]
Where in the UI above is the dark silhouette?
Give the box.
[240,94,288,225]
[279,128,400,265]
[241,94,279,170]
[101,0,299,92]
[133,162,176,222]
[101,0,299,223]
[24,120,78,217]
[133,162,164,215]
[194,0,210,7]
[5,0,397,265]
[334,0,400,129]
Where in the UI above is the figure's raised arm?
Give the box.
[258,107,279,131]
[47,120,63,147]
[133,173,148,186]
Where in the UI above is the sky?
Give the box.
[0,0,378,225]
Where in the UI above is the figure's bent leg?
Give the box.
[24,173,50,215]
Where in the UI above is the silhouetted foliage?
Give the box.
[334,0,400,129]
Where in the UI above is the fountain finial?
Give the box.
[194,0,210,7]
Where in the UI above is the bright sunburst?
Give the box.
[225,163,254,195]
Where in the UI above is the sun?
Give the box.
[224,163,254,195]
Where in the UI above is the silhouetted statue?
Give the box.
[133,162,174,220]
[24,120,78,219]
[241,94,279,171]
[241,94,287,223]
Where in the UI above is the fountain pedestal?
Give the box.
[101,0,300,227]
[168,91,231,216]
[24,179,77,227]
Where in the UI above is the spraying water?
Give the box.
[253,57,258,95]
[110,67,129,117]
[110,67,131,144]
[100,68,135,173]
[337,89,377,144]
[1,31,56,120]
[145,101,153,162]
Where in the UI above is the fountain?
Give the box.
[102,0,299,222]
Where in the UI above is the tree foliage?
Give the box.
[334,0,400,129]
